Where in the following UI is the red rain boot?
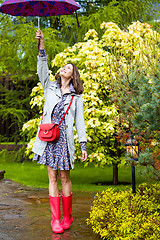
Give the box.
[49,195,64,233]
[61,192,73,230]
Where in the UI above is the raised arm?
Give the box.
[35,29,50,89]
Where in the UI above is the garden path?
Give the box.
[0,179,99,240]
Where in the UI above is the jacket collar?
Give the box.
[69,83,76,93]
[55,82,61,98]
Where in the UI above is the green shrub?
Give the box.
[86,183,160,239]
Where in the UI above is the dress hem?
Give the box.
[33,159,74,170]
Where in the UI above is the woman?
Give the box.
[32,29,87,234]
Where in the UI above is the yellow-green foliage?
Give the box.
[86,183,160,239]
[23,21,160,163]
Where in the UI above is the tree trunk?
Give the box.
[113,163,118,185]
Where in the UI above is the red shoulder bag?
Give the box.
[38,96,74,142]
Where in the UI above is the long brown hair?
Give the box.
[55,63,84,94]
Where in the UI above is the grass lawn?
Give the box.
[0,152,155,192]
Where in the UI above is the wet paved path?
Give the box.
[0,179,99,240]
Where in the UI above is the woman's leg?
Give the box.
[60,170,73,230]
[60,170,72,197]
[47,166,63,233]
[47,166,59,197]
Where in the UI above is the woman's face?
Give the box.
[60,64,73,80]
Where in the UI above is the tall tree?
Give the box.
[23,21,160,182]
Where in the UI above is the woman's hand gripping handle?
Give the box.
[36,29,45,51]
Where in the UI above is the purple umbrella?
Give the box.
[0,0,81,27]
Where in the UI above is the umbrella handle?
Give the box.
[38,16,40,50]
[38,39,40,51]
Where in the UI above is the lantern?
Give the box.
[125,132,139,160]
[125,132,139,193]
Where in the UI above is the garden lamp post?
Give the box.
[125,132,139,193]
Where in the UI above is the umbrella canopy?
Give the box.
[0,0,80,16]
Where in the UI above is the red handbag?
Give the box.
[38,96,74,142]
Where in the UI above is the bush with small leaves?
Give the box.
[86,183,160,239]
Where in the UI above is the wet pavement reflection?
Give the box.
[0,179,99,240]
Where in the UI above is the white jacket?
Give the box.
[32,55,87,168]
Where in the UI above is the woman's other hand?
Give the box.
[81,151,87,162]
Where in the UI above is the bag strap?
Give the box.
[58,95,74,126]
[41,95,74,125]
